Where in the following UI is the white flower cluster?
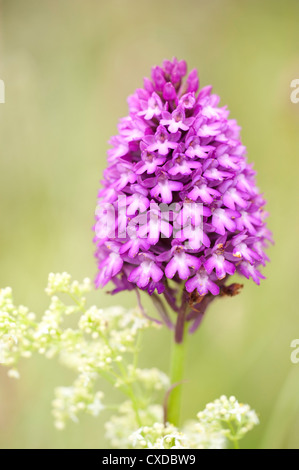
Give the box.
[0,274,259,448]
[182,420,226,450]
[45,272,91,298]
[114,365,170,391]
[115,395,258,449]
[0,273,165,431]
[196,395,259,447]
[53,377,105,430]
[0,286,36,373]
[105,401,164,448]
[129,422,185,449]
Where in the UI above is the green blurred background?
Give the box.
[0,0,298,449]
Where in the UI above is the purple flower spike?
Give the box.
[94,58,272,339]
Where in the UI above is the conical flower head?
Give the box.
[94,58,272,319]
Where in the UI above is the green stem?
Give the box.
[117,360,143,428]
[233,439,240,450]
[167,324,188,426]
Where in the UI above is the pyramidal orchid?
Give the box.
[93,58,272,345]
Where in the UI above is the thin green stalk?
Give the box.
[167,324,188,426]
[227,421,240,449]
[232,439,240,450]
[117,360,143,427]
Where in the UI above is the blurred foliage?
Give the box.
[0,0,298,449]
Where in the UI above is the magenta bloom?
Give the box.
[94,58,272,340]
